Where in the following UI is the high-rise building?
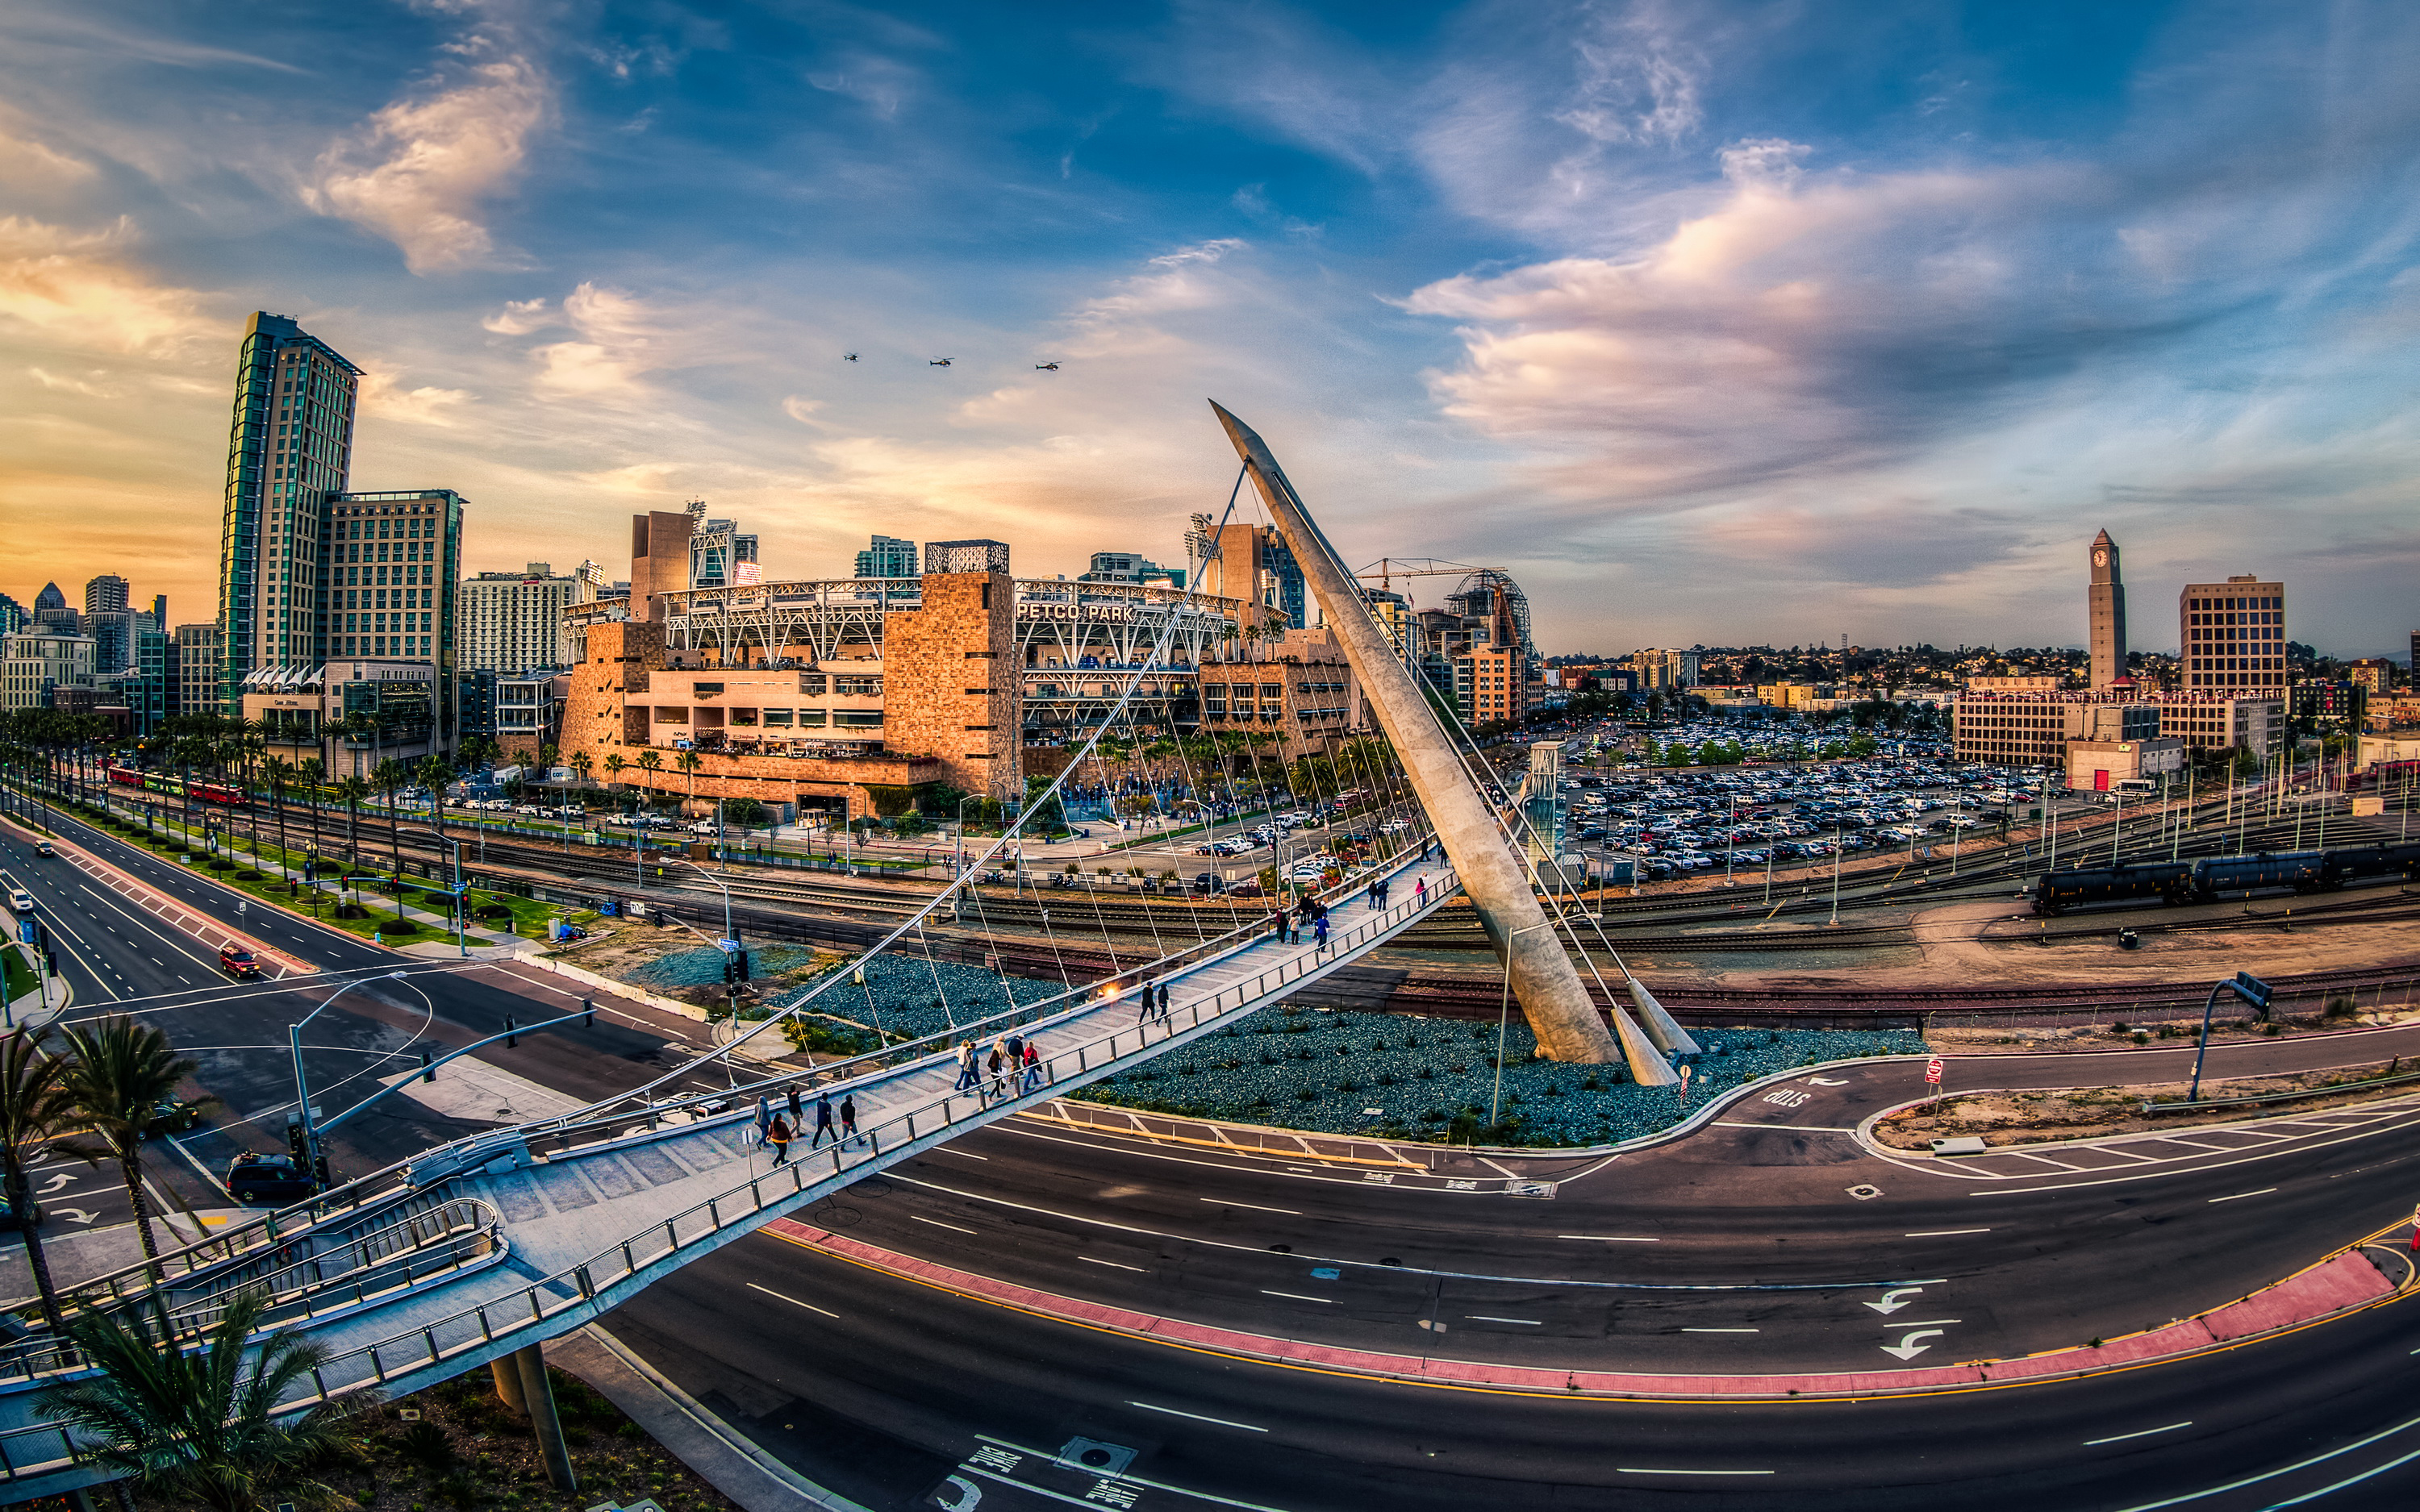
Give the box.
[174,623,219,718]
[0,594,26,637]
[83,575,129,615]
[31,582,77,637]
[460,563,578,673]
[630,510,694,621]
[2,631,95,712]
[86,608,134,675]
[854,534,920,578]
[2088,530,2127,688]
[320,489,465,738]
[2178,574,2284,694]
[218,311,361,712]
[1454,642,1527,727]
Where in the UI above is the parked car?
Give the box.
[223,1153,316,1206]
[146,1098,205,1137]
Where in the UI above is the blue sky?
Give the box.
[2,0,2415,656]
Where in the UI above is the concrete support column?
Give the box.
[510,1343,578,1493]
[1212,401,1673,1082]
[490,1353,528,1415]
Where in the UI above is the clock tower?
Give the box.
[2088,529,2127,689]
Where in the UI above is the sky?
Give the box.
[2,0,2417,659]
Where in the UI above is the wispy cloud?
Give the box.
[0,217,213,354]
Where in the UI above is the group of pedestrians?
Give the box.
[1363,877,1394,910]
[953,1031,1044,1101]
[1270,895,1333,952]
[755,1084,860,1164]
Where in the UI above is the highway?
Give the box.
[10,788,2420,1506]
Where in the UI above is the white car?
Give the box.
[8,890,33,915]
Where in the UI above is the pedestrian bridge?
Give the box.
[0,855,1469,1492]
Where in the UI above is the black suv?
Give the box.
[223,1154,316,1206]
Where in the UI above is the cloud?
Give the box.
[481,297,553,335]
[358,368,474,425]
[781,395,828,424]
[0,217,212,354]
[529,281,669,397]
[0,120,94,185]
[305,54,552,273]
[26,365,114,397]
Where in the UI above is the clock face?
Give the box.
[2092,549,2109,567]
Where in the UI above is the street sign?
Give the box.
[2233,971,2274,1010]
[1925,1057,1944,1084]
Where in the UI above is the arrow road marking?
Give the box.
[1866,1287,1926,1314]
[1807,1076,1850,1085]
[50,1208,98,1226]
[1882,1328,1947,1360]
[36,1174,77,1194]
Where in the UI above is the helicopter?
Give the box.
[1034,361,1060,370]
[843,352,857,361]
[928,357,953,367]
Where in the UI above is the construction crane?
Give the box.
[1354,557,1483,598]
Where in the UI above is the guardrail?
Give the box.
[2138,1064,2420,1114]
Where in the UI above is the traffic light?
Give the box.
[286,1118,309,1163]
[721,955,739,986]
[735,949,751,983]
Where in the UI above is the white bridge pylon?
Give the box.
[0,851,1481,1493]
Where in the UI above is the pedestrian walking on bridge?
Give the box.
[840,1093,858,1143]
[768,1114,794,1165]
[810,1090,837,1149]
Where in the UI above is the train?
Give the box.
[2034,840,2420,915]
[105,765,248,806]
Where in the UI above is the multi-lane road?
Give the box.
[7,789,2420,1508]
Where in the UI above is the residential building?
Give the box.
[460,562,578,673]
[2088,530,2128,689]
[494,672,569,763]
[1951,690,2155,766]
[2,631,95,711]
[1197,626,1363,760]
[1632,648,1701,690]
[853,534,920,579]
[217,311,360,712]
[85,608,135,675]
[82,575,129,615]
[324,489,465,739]
[2178,573,2285,693]
[2366,695,2420,732]
[1455,643,1526,727]
[1446,570,1536,664]
[173,623,219,719]
[2348,658,2397,695]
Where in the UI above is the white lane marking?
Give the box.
[1558,1234,1659,1242]
[932,1148,988,1160]
[1203,1198,1300,1214]
[1466,1315,1541,1325]
[973,1435,1295,1512]
[2085,1422,2193,1446]
[1682,1327,1759,1333]
[1905,1228,1991,1237]
[745,1282,837,1318]
[1125,1401,1267,1432]
[1259,1289,1332,1303]
[1081,1256,1147,1272]
[1713,1120,1858,1133]
[1617,1467,1774,1476]
[2105,1410,2420,1510]
[912,1216,978,1234]
[2207,1187,2277,1203]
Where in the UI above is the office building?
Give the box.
[241,660,441,776]
[2088,530,2128,688]
[173,623,219,719]
[2,631,95,711]
[1198,626,1362,760]
[0,594,24,637]
[85,608,134,675]
[1955,687,2282,768]
[854,535,920,579]
[461,562,578,673]
[324,489,465,738]
[30,583,77,637]
[2158,695,2281,759]
[216,311,359,712]
[2178,573,2284,692]
[2348,658,2396,695]
[95,620,169,735]
[83,575,129,615]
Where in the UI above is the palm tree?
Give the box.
[35,1287,369,1512]
[677,749,703,819]
[261,756,293,877]
[332,774,370,864]
[373,758,410,880]
[416,752,453,839]
[0,1028,80,1331]
[59,1017,197,1269]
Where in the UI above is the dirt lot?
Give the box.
[1874,1058,2420,1149]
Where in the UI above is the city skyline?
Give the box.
[4,2,2418,656]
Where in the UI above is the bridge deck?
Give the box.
[0,855,1471,1491]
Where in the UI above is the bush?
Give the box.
[205,858,235,871]
[233,869,265,881]
[474,904,514,920]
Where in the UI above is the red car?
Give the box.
[219,944,261,980]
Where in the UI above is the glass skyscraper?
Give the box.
[217,312,360,711]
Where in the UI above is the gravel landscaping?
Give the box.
[1081,1006,1928,1147]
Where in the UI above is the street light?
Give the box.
[289,971,409,1190]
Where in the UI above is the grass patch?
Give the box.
[2,945,38,1003]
